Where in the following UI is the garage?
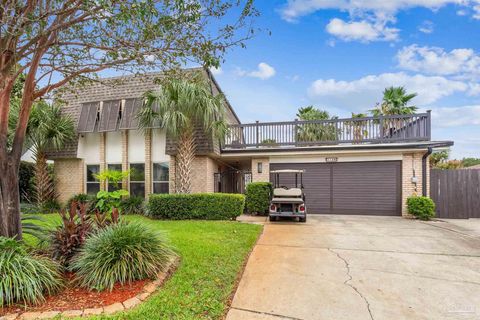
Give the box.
[270,161,402,216]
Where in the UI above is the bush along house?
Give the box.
[48,68,453,217]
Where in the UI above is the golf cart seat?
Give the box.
[272,188,304,203]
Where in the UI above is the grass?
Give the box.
[24,214,262,319]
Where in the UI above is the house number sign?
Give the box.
[325,157,338,163]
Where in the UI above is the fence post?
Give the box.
[426,110,431,140]
[255,120,259,148]
[379,115,384,143]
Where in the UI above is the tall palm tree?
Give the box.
[371,86,418,116]
[138,78,228,194]
[10,102,75,205]
[296,106,338,143]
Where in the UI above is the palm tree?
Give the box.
[347,112,369,143]
[296,106,338,143]
[371,87,418,138]
[10,102,75,205]
[138,78,228,194]
[371,86,418,116]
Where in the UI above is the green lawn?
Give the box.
[25,214,262,319]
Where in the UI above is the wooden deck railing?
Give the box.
[222,111,431,149]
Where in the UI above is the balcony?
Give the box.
[222,112,431,150]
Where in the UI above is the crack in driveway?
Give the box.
[329,248,374,320]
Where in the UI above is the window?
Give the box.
[129,163,145,197]
[86,165,100,195]
[153,162,169,194]
[107,164,123,192]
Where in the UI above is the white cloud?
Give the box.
[236,63,276,80]
[326,18,399,42]
[308,72,468,112]
[210,66,223,75]
[418,20,434,33]
[280,0,469,22]
[396,45,480,78]
[279,0,477,42]
[457,9,468,15]
[431,105,480,127]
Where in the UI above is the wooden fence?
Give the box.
[430,169,480,219]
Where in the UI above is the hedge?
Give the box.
[245,182,272,215]
[407,196,436,220]
[146,193,245,220]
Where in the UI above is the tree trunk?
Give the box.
[34,150,55,205]
[175,129,196,194]
[0,156,22,239]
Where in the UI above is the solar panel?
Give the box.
[77,102,99,133]
[98,100,121,132]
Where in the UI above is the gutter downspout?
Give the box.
[422,147,433,196]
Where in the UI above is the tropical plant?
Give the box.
[430,151,449,168]
[371,87,418,116]
[346,112,369,143]
[0,237,62,306]
[51,201,92,267]
[10,102,75,206]
[71,222,174,291]
[19,161,35,202]
[139,77,228,193]
[93,170,130,214]
[295,106,338,143]
[21,215,50,242]
[0,0,257,240]
[94,207,120,229]
[120,196,145,215]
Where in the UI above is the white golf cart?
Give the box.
[269,169,307,222]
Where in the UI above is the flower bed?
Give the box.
[0,257,179,319]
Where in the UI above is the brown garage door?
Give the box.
[270,161,401,216]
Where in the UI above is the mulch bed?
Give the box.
[0,273,148,316]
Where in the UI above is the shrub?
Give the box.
[146,193,245,220]
[0,237,62,306]
[71,222,173,291]
[245,182,272,215]
[39,199,61,213]
[51,201,92,267]
[407,196,436,220]
[19,161,35,202]
[66,193,91,209]
[120,196,145,215]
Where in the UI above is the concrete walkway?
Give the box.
[227,215,480,320]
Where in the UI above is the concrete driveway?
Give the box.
[227,216,480,320]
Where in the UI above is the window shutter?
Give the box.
[77,102,99,133]
[98,100,121,132]
[119,98,143,129]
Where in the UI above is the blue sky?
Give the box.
[209,0,480,159]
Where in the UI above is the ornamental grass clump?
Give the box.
[71,222,174,291]
[0,237,62,306]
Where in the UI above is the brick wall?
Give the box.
[54,159,84,204]
[251,158,270,182]
[190,156,219,193]
[402,152,426,217]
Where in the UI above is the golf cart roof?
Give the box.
[270,169,305,174]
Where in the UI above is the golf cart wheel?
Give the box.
[269,216,275,222]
